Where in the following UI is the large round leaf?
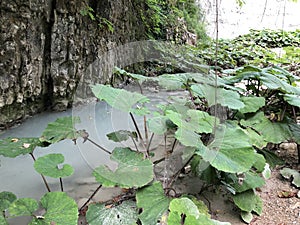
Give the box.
[8,198,38,217]
[34,153,74,178]
[241,112,293,144]
[86,201,137,225]
[136,182,171,225]
[196,125,256,173]
[0,138,42,158]
[91,84,150,115]
[39,116,81,143]
[0,191,17,211]
[93,147,154,188]
[30,192,78,225]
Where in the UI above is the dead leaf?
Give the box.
[278,190,297,198]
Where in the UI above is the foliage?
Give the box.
[197,29,300,69]
[138,0,207,41]
[1,29,300,224]
[80,2,114,32]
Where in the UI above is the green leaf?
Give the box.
[91,84,150,115]
[239,97,265,114]
[0,214,8,225]
[147,115,168,135]
[0,192,17,211]
[257,149,284,168]
[241,211,253,224]
[196,125,256,173]
[86,201,137,225]
[93,148,154,188]
[158,74,188,90]
[243,128,267,149]
[280,168,300,187]
[168,197,230,225]
[40,116,81,143]
[106,130,137,142]
[233,190,261,212]
[241,112,293,144]
[136,182,171,225]
[253,195,263,215]
[284,94,300,107]
[165,109,217,148]
[191,85,245,110]
[8,198,38,217]
[230,172,265,193]
[30,192,78,225]
[168,198,199,224]
[34,153,74,178]
[0,138,42,158]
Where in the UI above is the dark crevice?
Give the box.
[43,0,56,109]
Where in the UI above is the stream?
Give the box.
[0,86,183,224]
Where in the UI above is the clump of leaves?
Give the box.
[196,29,300,69]
[1,61,299,224]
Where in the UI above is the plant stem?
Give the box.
[131,136,139,152]
[129,112,143,140]
[59,178,64,192]
[79,184,102,213]
[30,153,51,192]
[168,155,194,188]
[86,137,111,155]
[146,133,154,152]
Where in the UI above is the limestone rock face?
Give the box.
[0,0,144,128]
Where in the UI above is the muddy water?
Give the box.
[0,87,182,224]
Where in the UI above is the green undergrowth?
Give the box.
[197,29,300,70]
[1,60,300,224]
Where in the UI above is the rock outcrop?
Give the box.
[0,0,144,128]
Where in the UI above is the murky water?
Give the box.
[0,86,183,224]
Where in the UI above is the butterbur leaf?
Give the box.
[30,192,78,225]
[241,112,292,144]
[239,96,265,114]
[230,172,265,193]
[233,190,261,213]
[0,138,42,158]
[93,147,154,188]
[136,182,171,225]
[284,94,300,107]
[147,115,168,135]
[196,125,256,173]
[241,211,253,224]
[258,149,284,168]
[86,201,137,225]
[8,198,38,217]
[34,153,74,178]
[0,214,7,225]
[91,84,150,115]
[0,191,17,211]
[158,74,188,90]
[191,84,244,110]
[40,116,81,143]
[168,197,230,225]
[106,130,137,142]
[280,168,300,187]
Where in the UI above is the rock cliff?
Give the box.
[0,0,144,128]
